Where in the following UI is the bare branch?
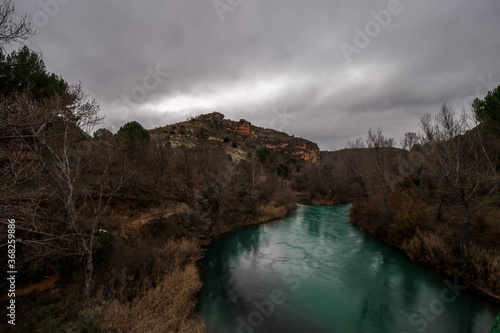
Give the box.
[0,0,35,47]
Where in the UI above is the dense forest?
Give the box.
[1,2,500,332]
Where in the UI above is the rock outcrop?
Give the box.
[149,112,320,164]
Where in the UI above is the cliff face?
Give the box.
[226,120,258,139]
[149,112,320,164]
[260,139,319,163]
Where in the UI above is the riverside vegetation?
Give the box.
[1,2,500,331]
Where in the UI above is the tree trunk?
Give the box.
[465,212,473,248]
[83,254,93,299]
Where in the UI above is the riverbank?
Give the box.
[198,204,500,332]
[4,197,499,332]
[349,199,500,305]
[0,199,296,333]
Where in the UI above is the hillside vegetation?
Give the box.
[0,47,334,332]
[347,105,500,302]
[1,4,500,330]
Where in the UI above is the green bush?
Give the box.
[93,128,113,139]
[0,46,68,100]
[94,232,115,266]
[256,146,272,163]
[277,163,290,177]
[117,121,150,141]
[197,127,208,139]
[474,84,500,135]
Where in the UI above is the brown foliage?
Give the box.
[87,239,205,332]
[100,264,204,333]
[401,231,500,296]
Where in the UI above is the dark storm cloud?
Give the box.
[13,0,500,149]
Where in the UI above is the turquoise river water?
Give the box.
[198,204,499,333]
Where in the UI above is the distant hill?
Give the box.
[149,112,320,163]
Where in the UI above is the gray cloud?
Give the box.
[13,0,500,149]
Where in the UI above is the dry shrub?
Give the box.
[391,190,424,226]
[401,232,451,267]
[481,209,500,253]
[109,238,202,288]
[151,239,204,278]
[92,239,205,332]
[401,235,424,262]
[350,200,396,242]
[101,264,204,333]
[460,246,500,295]
[272,183,296,208]
[255,202,288,221]
[349,200,379,227]
[401,231,500,296]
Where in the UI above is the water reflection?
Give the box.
[198,205,500,333]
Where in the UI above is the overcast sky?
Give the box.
[12,0,500,150]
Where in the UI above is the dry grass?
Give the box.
[82,239,206,332]
[255,202,289,222]
[1,238,206,332]
[99,264,204,332]
[272,184,296,208]
[401,231,500,297]
[401,232,453,268]
[351,189,500,300]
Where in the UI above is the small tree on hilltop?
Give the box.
[256,146,272,163]
[473,84,500,136]
[0,46,68,99]
[117,121,150,141]
[116,121,151,179]
[93,128,113,140]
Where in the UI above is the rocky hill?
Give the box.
[149,112,320,163]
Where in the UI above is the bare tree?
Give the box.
[401,132,418,151]
[420,104,499,245]
[1,87,129,297]
[150,136,171,187]
[30,86,124,297]
[0,92,61,267]
[366,128,403,219]
[0,0,35,47]
[366,127,395,148]
[347,137,366,149]
[345,128,409,220]
[240,152,261,204]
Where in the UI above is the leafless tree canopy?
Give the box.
[418,104,499,245]
[0,0,34,47]
[0,85,124,297]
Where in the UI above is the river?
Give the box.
[198,204,499,333]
